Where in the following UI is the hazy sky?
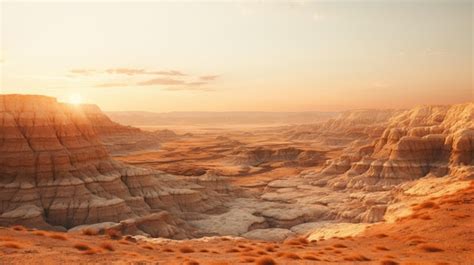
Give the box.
[1,1,472,112]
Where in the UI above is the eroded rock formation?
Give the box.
[0,95,227,238]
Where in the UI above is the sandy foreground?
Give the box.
[1,181,472,265]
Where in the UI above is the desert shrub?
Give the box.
[333,243,348,248]
[11,225,26,231]
[74,243,91,251]
[179,246,195,253]
[343,254,371,261]
[82,228,99,236]
[100,242,115,251]
[106,229,122,240]
[48,233,67,240]
[283,253,301,259]
[419,244,444,252]
[183,260,200,265]
[1,242,22,249]
[142,245,154,250]
[32,231,46,236]
[226,248,240,253]
[255,256,277,265]
[375,246,390,251]
[303,255,320,261]
[380,260,399,265]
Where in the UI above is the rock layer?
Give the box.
[0,95,225,238]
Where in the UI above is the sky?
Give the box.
[0,1,472,112]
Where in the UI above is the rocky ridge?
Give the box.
[0,95,229,238]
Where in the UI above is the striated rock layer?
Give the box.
[0,95,227,238]
[312,103,473,191]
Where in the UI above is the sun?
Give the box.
[68,94,82,105]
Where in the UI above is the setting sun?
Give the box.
[68,94,82,105]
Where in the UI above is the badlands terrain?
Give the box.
[0,94,473,264]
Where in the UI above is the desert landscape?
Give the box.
[1,1,472,264]
[0,95,472,264]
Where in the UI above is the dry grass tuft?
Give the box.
[74,243,92,251]
[283,253,301,259]
[106,229,122,240]
[32,231,46,236]
[183,260,200,265]
[142,245,154,250]
[375,246,390,251]
[419,244,444,253]
[163,248,174,252]
[226,248,240,253]
[380,260,399,265]
[48,233,68,241]
[83,249,98,255]
[11,225,26,231]
[199,249,209,253]
[303,255,320,261]
[179,246,195,253]
[375,233,388,238]
[333,243,348,248]
[414,201,439,210]
[82,228,99,236]
[124,235,137,243]
[264,246,275,252]
[1,242,22,249]
[119,240,131,245]
[100,242,115,252]
[343,254,371,261]
[240,257,255,263]
[255,256,277,265]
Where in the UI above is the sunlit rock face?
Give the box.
[0,95,225,237]
[314,103,474,191]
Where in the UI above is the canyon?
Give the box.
[0,94,473,264]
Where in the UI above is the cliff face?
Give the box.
[317,103,474,191]
[0,95,225,237]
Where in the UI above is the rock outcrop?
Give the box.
[0,95,226,238]
[312,103,473,191]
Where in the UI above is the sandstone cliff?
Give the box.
[0,95,227,238]
[315,103,473,191]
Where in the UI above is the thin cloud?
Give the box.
[106,68,147,75]
[187,81,207,86]
[164,86,213,92]
[151,70,187,76]
[95,82,129,88]
[137,78,186,86]
[70,68,187,76]
[70,69,96,75]
[199,75,219,81]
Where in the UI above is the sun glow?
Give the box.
[68,94,82,105]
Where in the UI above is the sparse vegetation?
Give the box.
[74,243,92,251]
[48,233,68,241]
[82,228,99,236]
[179,246,195,253]
[380,260,399,265]
[100,242,115,252]
[1,242,22,249]
[419,244,444,252]
[255,256,277,265]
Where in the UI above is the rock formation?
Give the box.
[0,95,227,238]
[308,103,473,191]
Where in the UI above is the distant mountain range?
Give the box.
[106,111,339,126]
